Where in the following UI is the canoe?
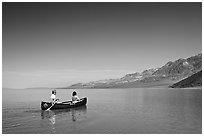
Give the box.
[41,97,87,110]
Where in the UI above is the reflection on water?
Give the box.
[41,105,87,124]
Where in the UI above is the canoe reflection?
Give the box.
[41,105,87,123]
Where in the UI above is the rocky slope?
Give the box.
[66,53,202,89]
[170,70,202,88]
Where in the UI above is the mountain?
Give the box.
[66,53,202,89]
[170,70,202,88]
[153,54,202,79]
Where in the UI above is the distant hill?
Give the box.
[64,53,202,89]
[169,70,202,88]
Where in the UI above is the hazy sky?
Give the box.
[2,2,202,88]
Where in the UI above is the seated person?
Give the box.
[72,91,80,104]
[51,90,59,104]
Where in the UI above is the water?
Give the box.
[2,88,202,134]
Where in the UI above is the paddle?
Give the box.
[46,99,58,111]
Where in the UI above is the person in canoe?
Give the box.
[72,91,80,104]
[51,90,59,103]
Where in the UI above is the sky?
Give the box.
[2,2,202,89]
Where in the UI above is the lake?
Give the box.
[2,88,202,134]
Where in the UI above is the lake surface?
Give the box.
[2,88,202,134]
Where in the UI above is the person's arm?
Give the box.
[76,96,80,101]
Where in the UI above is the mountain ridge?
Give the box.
[64,53,202,89]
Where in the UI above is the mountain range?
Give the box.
[64,53,202,89]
